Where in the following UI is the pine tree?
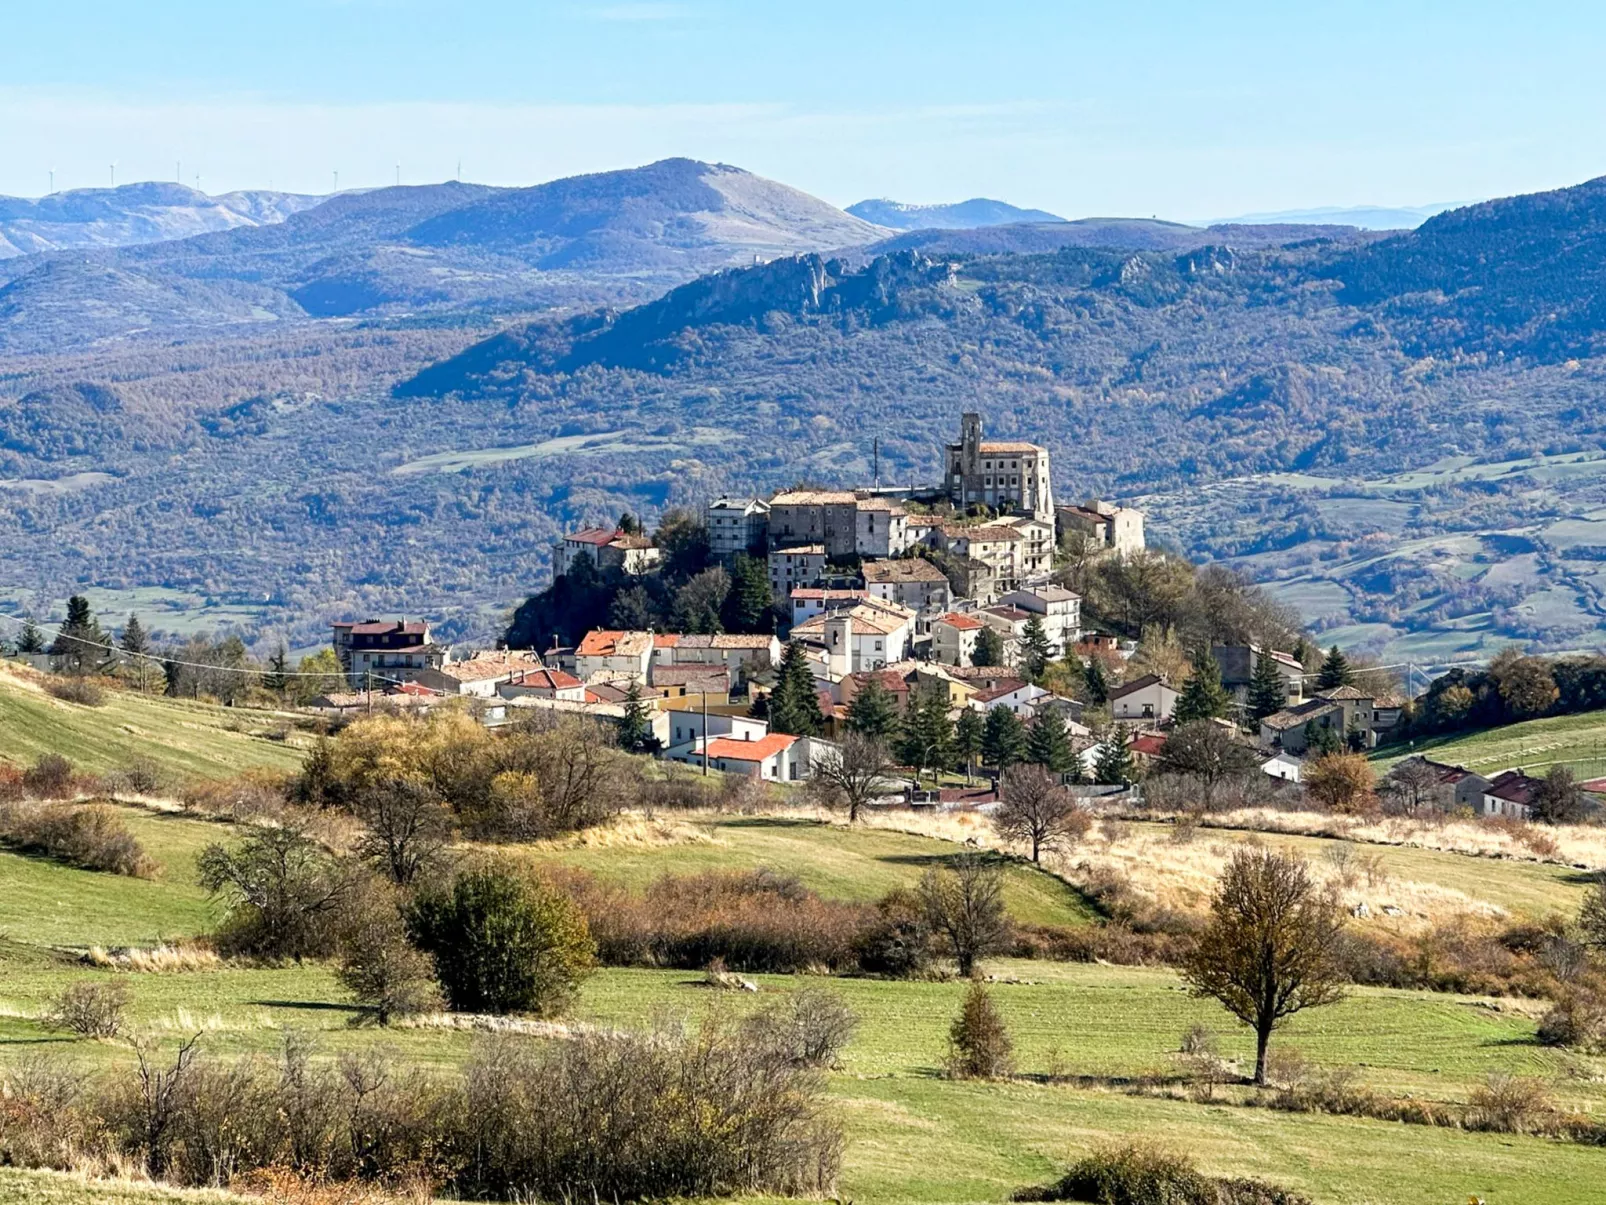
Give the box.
[954,708,985,782]
[1019,615,1053,683]
[1316,645,1354,690]
[1247,650,1289,723]
[1173,649,1229,725]
[1093,729,1136,785]
[768,640,823,737]
[897,685,954,781]
[974,625,1005,668]
[981,706,1027,772]
[16,617,45,654]
[1085,657,1109,705]
[263,642,290,697]
[721,554,774,635]
[51,594,105,674]
[1025,708,1075,774]
[846,676,899,740]
[618,681,658,752]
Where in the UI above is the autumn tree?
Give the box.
[1534,764,1587,825]
[1182,847,1346,1085]
[993,765,1089,863]
[352,777,455,885]
[1303,752,1376,814]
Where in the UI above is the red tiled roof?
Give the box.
[1131,734,1168,758]
[706,734,797,761]
[335,620,429,636]
[1486,770,1544,806]
[938,612,984,631]
[566,526,622,546]
[653,634,681,648]
[520,668,583,691]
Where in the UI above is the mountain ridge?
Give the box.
[846,196,1064,229]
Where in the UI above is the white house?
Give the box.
[706,496,770,559]
[497,666,588,702]
[574,630,655,682]
[412,651,544,698]
[792,602,914,676]
[1109,674,1178,723]
[932,611,985,667]
[968,678,1050,717]
[663,709,769,751]
[789,588,870,626]
[1001,586,1082,656]
[1481,769,1543,820]
[655,633,781,679]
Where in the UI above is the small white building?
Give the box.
[412,651,545,698]
[1057,500,1145,557]
[789,588,870,626]
[497,666,587,702]
[854,498,913,558]
[706,496,771,560]
[861,558,952,613]
[574,630,655,682]
[967,678,1050,717]
[932,611,985,667]
[1001,585,1082,656]
[769,544,827,605]
[792,603,914,676]
[552,527,660,579]
[1109,674,1178,723]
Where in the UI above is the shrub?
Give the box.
[855,887,934,976]
[745,987,859,1069]
[179,771,289,820]
[46,677,105,707]
[1538,990,1606,1053]
[0,1055,90,1170]
[336,881,442,1025]
[43,980,130,1037]
[946,979,1013,1079]
[21,754,75,799]
[1024,1142,1313,1205]
[103,757,165,797]
[1466,1073,1557,1134]
[0,800,156,877]
[197,825,356,961]
[407,864,595,1016]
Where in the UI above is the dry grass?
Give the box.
[533,811,720,850]
[392,1011,605,1038]
[84,944,221,974]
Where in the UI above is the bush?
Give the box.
[1538,990,1606,1053]
[946,979,1013,1080]
[43,980,130,1037]
[197,825,355,961]
[1466,1073,1557,1134]
[336,881,442,1025]
[104,757,165,797]
[1024,1142,1313,1205]
[179,771,289,820]
[855,887,934,976]
[744,987,859,1069]
[407,865,595,1015]
[46,677,105,707]
[21,754,75,799]
[0,800,156,877]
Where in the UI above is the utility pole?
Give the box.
[109,162,116,188]
[366,670,373,715]
[48,168,54,194]
[333,169,339,192]
[701,690,709,776]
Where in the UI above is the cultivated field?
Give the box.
[1375,708,1606,780]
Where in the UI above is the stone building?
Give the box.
[944,412,1054,524]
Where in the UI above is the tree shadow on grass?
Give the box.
[250,1000,360,1014]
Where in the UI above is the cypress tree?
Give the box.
[721,553,774,634]
[1026,708,1075,774]
[1247,650,1289,723]
[982,706,1027,772]
[618,680,658,753]
[768,640,823,737]
[846,676,900,740]
[974,626,1005,668]
[954,708,985,782]
[1019,615,1053,683]
[1085,657,1109,706]
[1173,649,1229,725]
[1316,645,1354,690]
[1093,729,1136,785]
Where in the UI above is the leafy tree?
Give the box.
[617,511,640,536]
[292,647,346,704]
[1092,729,1135,785]
[197,825,355,961]
[608,584,658,631]
[721,553,774,634]
[919,852,1009,977]
[845,676,899,740]
[336,880,442,1025]
[1247,650,1289,723]
[1172,649,1228,725]
[981,706,1026,772]
[768,640,823,737]
[407,865,595,1016]
[973,625,1005,668]
[263,642,290,697]
[655,507,713,582]
[15,617,46,654]
[810,733,896,822]
[672,567,730,634]
[1085,657,1109,706]
[953,708,984,782]
[1303,751,1376,814]
[617,680,659,754]
[1490,649,1560,720]
[1182,847,1346,1084]
[1534,764,1588,825]
[1025,708,1076,775]
[1019,615,1053,683]
[946,978,1013,1079]
[1580,875,1606,952]
[898,684,954,781]
[51,595,106,674]
[1316,645,1354,690]
[993,765,1087,863]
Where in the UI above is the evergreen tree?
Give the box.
[1316,645,1354,690]
[1173,649,1229,725]
[1025,708,1076,775]
[897,685,954,781]
[15,617,45,654]
[846,676,900,740]
[51,594,105,674]
[981,707,1027,772]
[1085,657,1109,705]
[1093,729,1136,785]
[618,511,640,536]
[263,642,291,697]
[1019,615,1053,683]
[1247,649,1289,723]
[1292,635,1312,666]
[954,708,985,782]
[721,553,774,635]
[767,640,823,737]
[973,625,1005,668]
[618,681,658,753]
[1303,719,1343,757]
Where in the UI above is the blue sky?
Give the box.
[3,1,1604,217]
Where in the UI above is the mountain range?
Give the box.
[1205,202,1463,230]
[845,197,1065,229]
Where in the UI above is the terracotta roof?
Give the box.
[652,664,731,685]
[937,612,985,632]
[793,605,909,638]
[1012,585,1080,603]
[791,588,869,603]
[850,670,912,694]
[706,734,797,761]
[588,681,633,704]
[517,668,584,691]
[1131,733,1168,758]
[983,605,1033,623]
[609,533,654,550]
[855,496,906,512]
[1486,769,1544,806]
[1262,699,1340,730]
[861,559,948,583]
[710,634,777,649]
[653,634,681,648]
[576,630,652,658]
[390,681,438,697]
[444,652,544,683]
[565,526,622,547]
[770,490,859,506]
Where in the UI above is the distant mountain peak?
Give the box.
[846,197,1065,231]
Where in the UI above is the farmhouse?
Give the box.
[1481,769,1544,820]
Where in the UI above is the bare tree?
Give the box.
[810,733,897,823]
[1158,720,1261,807]
[992,765,1089,863]
[919,853,1010,977]
[1182,847,1346,1085]
[353,776,454,885]
[1385,758,1444,816]
[1579,873,1606,952]
[132,1034,202,1177]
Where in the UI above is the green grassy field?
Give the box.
[1374,710,1606,779]
[517,815,1097,927]
[0,665,310,779]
